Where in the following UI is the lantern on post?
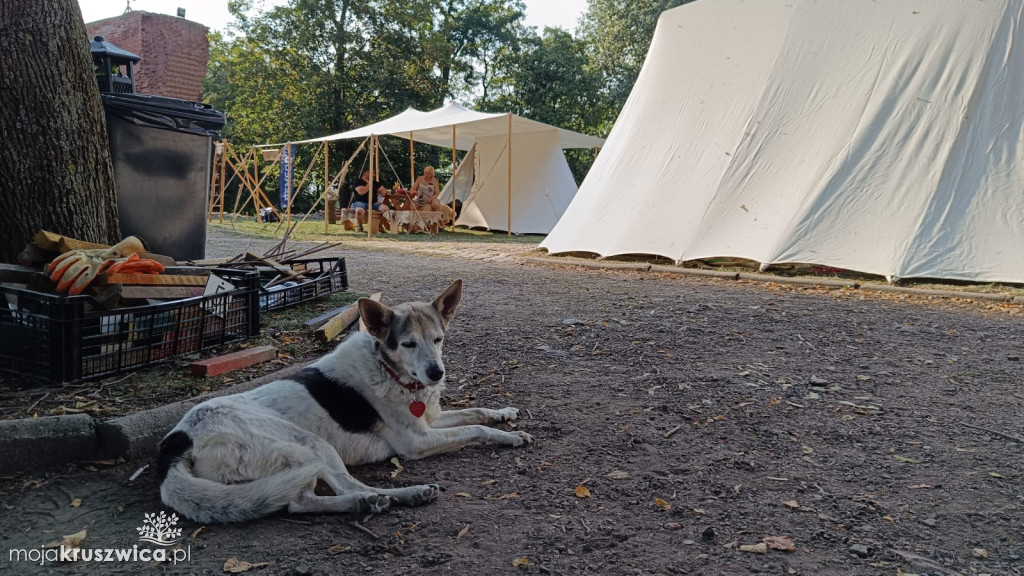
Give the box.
[89,36,140,94]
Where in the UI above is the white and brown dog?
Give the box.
[157,280,530,523]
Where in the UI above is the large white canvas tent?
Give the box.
[541,0,1024,283]
[295,104,605,234]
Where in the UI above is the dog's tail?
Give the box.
[157,430,318,524]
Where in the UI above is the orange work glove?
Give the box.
[47,236,148,295]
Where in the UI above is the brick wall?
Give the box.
[87,11,209,102]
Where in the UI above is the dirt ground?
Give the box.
[1,231,1022,575]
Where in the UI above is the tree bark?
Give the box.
[0,0,121,263]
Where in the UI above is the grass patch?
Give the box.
[210,219,543,246]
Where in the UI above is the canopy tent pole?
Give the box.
[368,135,376,238]
[409,132,415,189]
[323,141,330,233]
[451,125,457,231]
[507,113,512,237]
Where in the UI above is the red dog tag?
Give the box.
[409,401,426,418]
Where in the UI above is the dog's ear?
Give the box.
[432,279,463,327]
[358,298,393,341]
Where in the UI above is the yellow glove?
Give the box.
[47,236,147,295]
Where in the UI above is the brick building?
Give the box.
[86,11,209,102]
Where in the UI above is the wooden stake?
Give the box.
[368,136,376,238]
[208,140,220,222]
[410,131,415,188]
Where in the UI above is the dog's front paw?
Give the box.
[498,407,520,422]
[509,431,533,447]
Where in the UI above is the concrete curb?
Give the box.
[524,256,1021,303]
[0,414,98,474]
[2,362,312,473]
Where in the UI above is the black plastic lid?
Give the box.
[101,93,226,136]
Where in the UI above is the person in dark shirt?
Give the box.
[351,170,391,232]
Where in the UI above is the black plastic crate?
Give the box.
[259,257,348,311]
[0,269,259,384]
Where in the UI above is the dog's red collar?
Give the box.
[379,360,424,391]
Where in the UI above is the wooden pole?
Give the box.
[451,124,457,231]
[409,131,415,188]
[324,141,331,233]
[218,140,226,222]
[372,135,380,237]
[285,142,293,228]
[507,113,512,237]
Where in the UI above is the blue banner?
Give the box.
[278,144,295,207]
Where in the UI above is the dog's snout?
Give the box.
[426,365,444,382]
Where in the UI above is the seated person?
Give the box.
[351,170,391,231]
[410,166,456,225]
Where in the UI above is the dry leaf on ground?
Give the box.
[44,530,87,550]
[457,525,470,540]
[654,498,672,510]
[575,486,591,498]
[390,457,404,478]
[763,535,796,552]
[782,500,799,510]
[70,498,81,508]
[512,557,530,567]
[973,548,989,558]
[739,542,768,554]
[327,545,348,555]
[454,492,472,498]
[223,558,271,573]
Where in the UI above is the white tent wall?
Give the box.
[459,131,579,234]
[541,0,1024,283]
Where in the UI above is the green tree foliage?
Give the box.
[201,0,687,207]
[577,0,694,121]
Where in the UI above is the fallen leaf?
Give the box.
[481,479,497,486]
[988,472,1005,478]
[512,557,530,567]
[973,548,989,558]
[908,484,933,490]
[499,493,519,500]
[575,485,591,498]
[70,498,81,508]
[691,508,706,515]
[390,457,404,479]
[654,498,672,511]
[782,500,799,510]
[223,558,271,573]
[739,543,768,554]
[44,530,87,550]
[456,525,470,540]
[606,470,631,479]
[767,477,789,482]
[894,455,921,464]
[190,526,206,540]
[883,515,895,524]
[327,544,348,555]
[763,535,796,552]
[454,492,473,498]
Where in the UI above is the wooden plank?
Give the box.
[190,345,278,377]
[98,273,208,286]
[33,230,108,252]
[315,292,381,343]
[245,252,293,276]
[304,304,357,330]
[120,286,206,300]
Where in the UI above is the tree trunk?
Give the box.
[0,0,121,263]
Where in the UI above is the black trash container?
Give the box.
[101,93,226,261]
